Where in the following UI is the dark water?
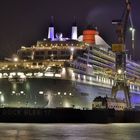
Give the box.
[0,123,140,140]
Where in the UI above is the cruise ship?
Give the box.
[0,21,140,109]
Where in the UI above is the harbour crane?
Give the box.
[111,0,132,108]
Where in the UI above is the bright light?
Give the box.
[17,72,24,76]
[36,72,43,77]
[87,64,92,67]
[117,69,122,74]
[9,75,13,78]
[46,66,51,71]
[0,73,2,78]
[0,95,4,103]
[20,91,24,94]
[70,47,74,52]
[129,27,135,31]
[83,75,86,80]
[26,73,32,77]
[129,27,135,50]
[44,72,53,77]
[72,72,75,78]
[129,27,133,31]
[20,75,26,79]
[39,91,44,95]
[3,73,8,77]
[55,74,61,78]
[78,74,80,79]
[62,68,66,75]
[58,92,61,95]
[64,92,67,95]
[64,101,70,108]
[12,91,15,94]
[13,57,18,62]
[112,80,114,85]
[90,77,92,81]
[10,72,16,76]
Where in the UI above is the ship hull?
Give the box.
[0,78,139,109]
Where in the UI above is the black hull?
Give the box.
[0,108,140,123]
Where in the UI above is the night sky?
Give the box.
[0,0,139,60]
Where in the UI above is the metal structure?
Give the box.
[111,0,131,108]
[129,19,135,59]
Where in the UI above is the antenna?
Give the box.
[72,16,76,26]
[50,16,54,27]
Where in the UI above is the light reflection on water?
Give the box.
[0,123,140,140]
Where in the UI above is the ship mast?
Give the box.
[111,0,131,108]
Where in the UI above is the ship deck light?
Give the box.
[20,75,26,79]
[17,72,24,76]
[12,91,15,94]
[0,95,4,103]
[13,57,18,62]
[26,73,32,77]
[10,72,16,76]
[0,73,2,78]
[44,72,53,77]
[55,74,61,77]
[70,47,74,52]
[20,91,24,94]
[117,69,122,74]
[36,72,43,77]
[39,91,44,95]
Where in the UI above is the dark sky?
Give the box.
[0,0,139,60]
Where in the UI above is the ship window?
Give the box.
[89,56,93,60]
[38,62,42,65]
[61,51,65,55]
[80,92,89,96]
[65,51,70,55]
[40,51,45,55]
[33,62,36,65]
[34,51,45,55]
[53,51,57,55]
[48,51,52,55]
[22,52,31,55]
[35,51,39,55]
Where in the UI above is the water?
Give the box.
[0,123,140,140]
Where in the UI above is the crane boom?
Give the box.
[122,0,131,43]
[112,0,131,44]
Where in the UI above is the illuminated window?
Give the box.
[39,91,44,95]
[20,91,24,94]
[12,91,15,94]
[130,84,132,89]
[133,85,135,90]
[96,75,98,81]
